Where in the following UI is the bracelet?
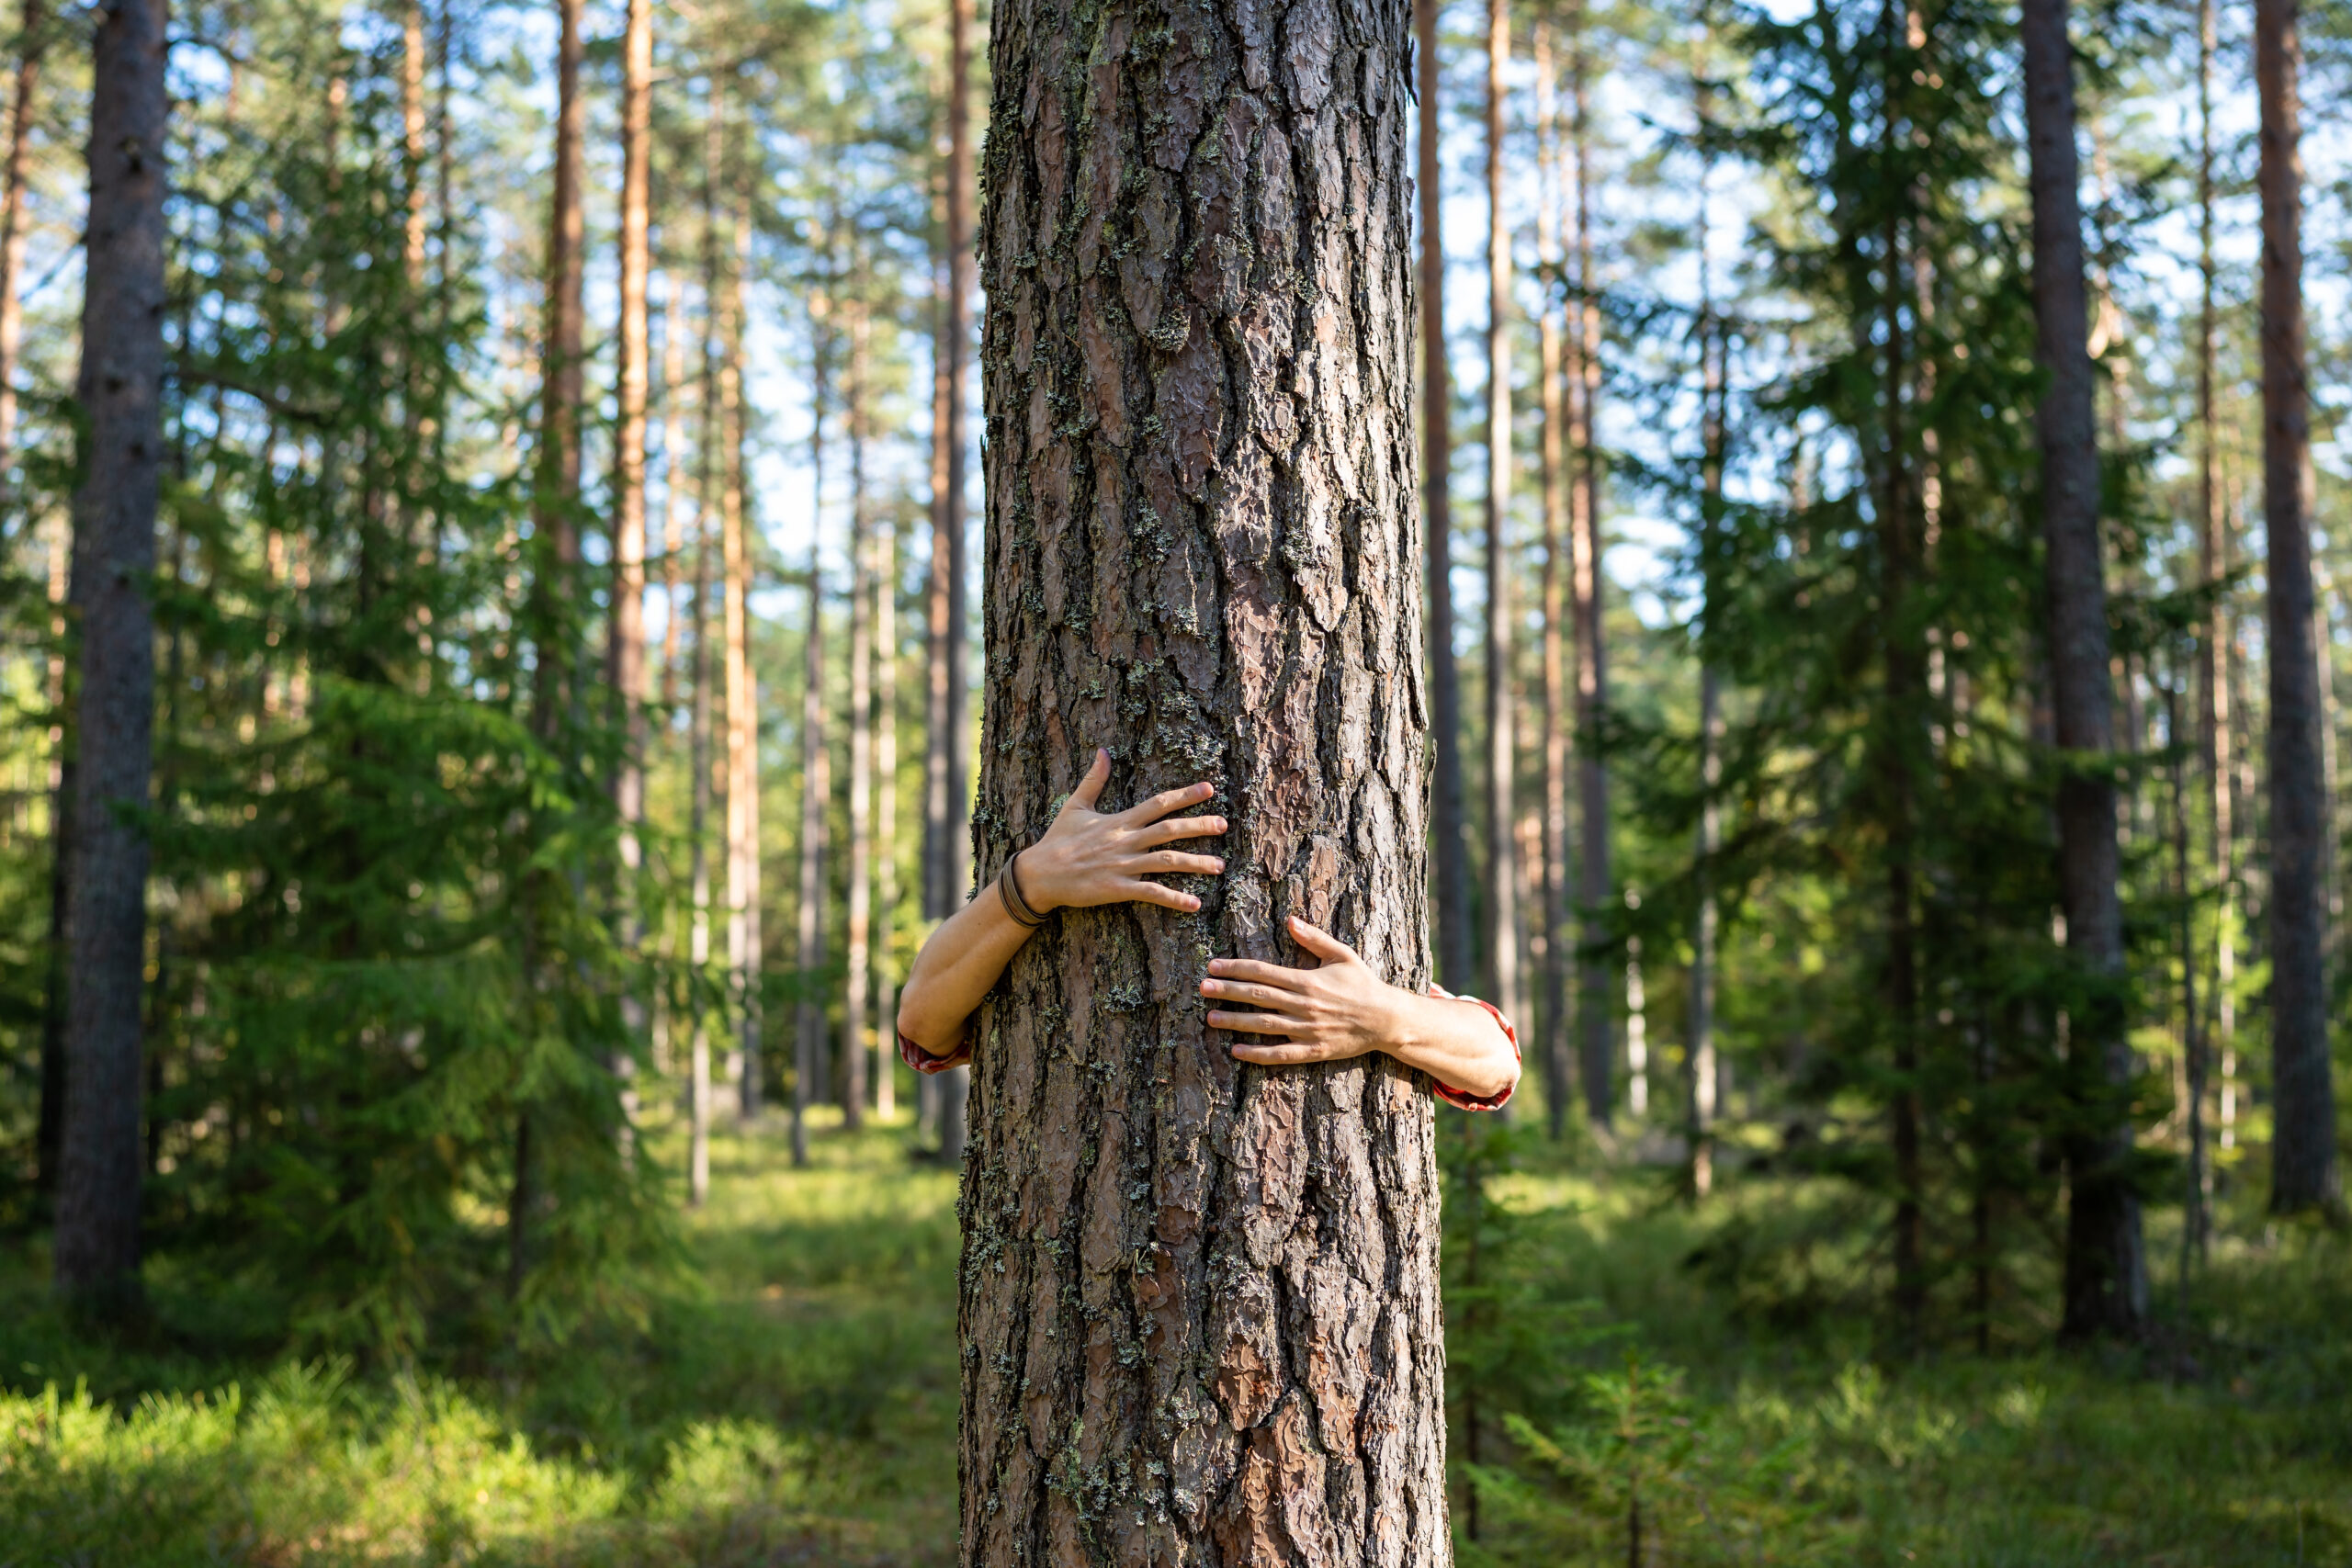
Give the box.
[998,850,1049,929]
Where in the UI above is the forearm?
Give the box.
[895,886,1034,1055]
[1380,988,1519,1100]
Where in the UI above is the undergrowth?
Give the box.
[0,1118,2346,1565]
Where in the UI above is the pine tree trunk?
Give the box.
[2190,0,2222,1248]
[1534,23,1572,1141]
[925,159,954,931]
[0,0,46,486]
[533,0,584,667]
[609,0,653,1132]
[687,84,724,1206]
[1484,0,1521,1038]
[723,171,762,1122]
[845,307,873,1134]
[1418,0,1471,995]
[875,491,900,1123]
[1878,0,1924,1345]
[933,0,978,1165]
[793,337,829,1168]
[2256,0,2341,1213]
[1569,7,1613,1127]
[54,0,166,1308]
[660,281,686,711]
[2022,0,2148,1337]
[963,0,1445,1554]
[1689,86,1722,1201]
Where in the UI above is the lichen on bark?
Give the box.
[963,0,1445,1559]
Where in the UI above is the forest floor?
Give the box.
[0,1117,2346,1566]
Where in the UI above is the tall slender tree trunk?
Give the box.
[966,0,1443,1551]
[2022,0,2148,1338]
[2190,0,2222,1244]
[844,303,873,1133]
[54,0,166,1309]
[1419,0,1472,993]
[1535,21,1573,1140]
[933,0,978,1166]
[1689,112,1722,1201]
[723,163,762,1123]
[660,280,686,711]
[533,0,585,662]
[401,0,426,280]
[874,482,900,1123]
[509,0,586,1293]
[1569,5,1613,1127]
[1879,0,1924,1345]
[608,0,654,1139]
[793,333,830,1168]
[0,0,47,490]
[686,85,725,1206]
[921,162,951,1143]
[1484,0,1521,1038]
[2256,0,2341,1213]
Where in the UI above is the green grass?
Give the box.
[1,1122,2347,1565]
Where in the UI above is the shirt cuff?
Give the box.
[899,1028,971,1075]
[1423,985,1520,1111]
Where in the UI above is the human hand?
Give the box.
[1201,917,1406,1066]
[1013,749,1227,915]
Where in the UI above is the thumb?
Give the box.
[1068,748,1112,811]
[1288,916,1356,964]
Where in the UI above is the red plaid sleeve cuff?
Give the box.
[1424,986,1519,1111]
[899,1028,971,1075]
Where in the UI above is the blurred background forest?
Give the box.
[1,0,2349,1560]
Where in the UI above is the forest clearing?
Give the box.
[2,1118,2347,1564]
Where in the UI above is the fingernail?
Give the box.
[1186,897,1202,909]
[1212,859,1227,871]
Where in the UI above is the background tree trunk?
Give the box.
[793,337,829,1167]
[609,0,653,1130]
[962,0,1447,1553]
[2189,0,2222,1250]
[0,0,46,486]
[2022,0,2147,1337]
[844,304,872,1133]
[874,477,900,1122]
[1484,0,1521,1038]
[1534,22,1573,1140]
[722,161,761,1122]
[1569,6,1613,1128]
[54,0,167,1307]
[1419,0,1471,995]
[687,85,725,1207]
[2256,0,2339,1214]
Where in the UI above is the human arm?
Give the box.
[1201,916,1521,1105]
[893,750,1229,1058]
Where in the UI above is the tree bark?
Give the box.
[54,0,166,1308]
[793,332,830,1167]
[2022,0,2147,1337]
[1569,6,1612,1128]
[723,164,762,1122]
[2189,0,2222,1247]
[1689,130,1722,1200]
[1483,0,1521,1039]
[845,304,873,1133]
[533,0,585,699]
[0,0,46,489]
[610,0,653,1122]
[2256,0,2340,1213]
[1418,0,1471,995]
[1534,22,1572,1141]
[875,463,901,1123]
[964,0,1446,1555]
[687,84,724,1206]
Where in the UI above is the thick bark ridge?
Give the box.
[2021,0,2147,1336]
[964,0,1447,1558]
[2256,0,2340,1213]
[56,0,166,1303]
